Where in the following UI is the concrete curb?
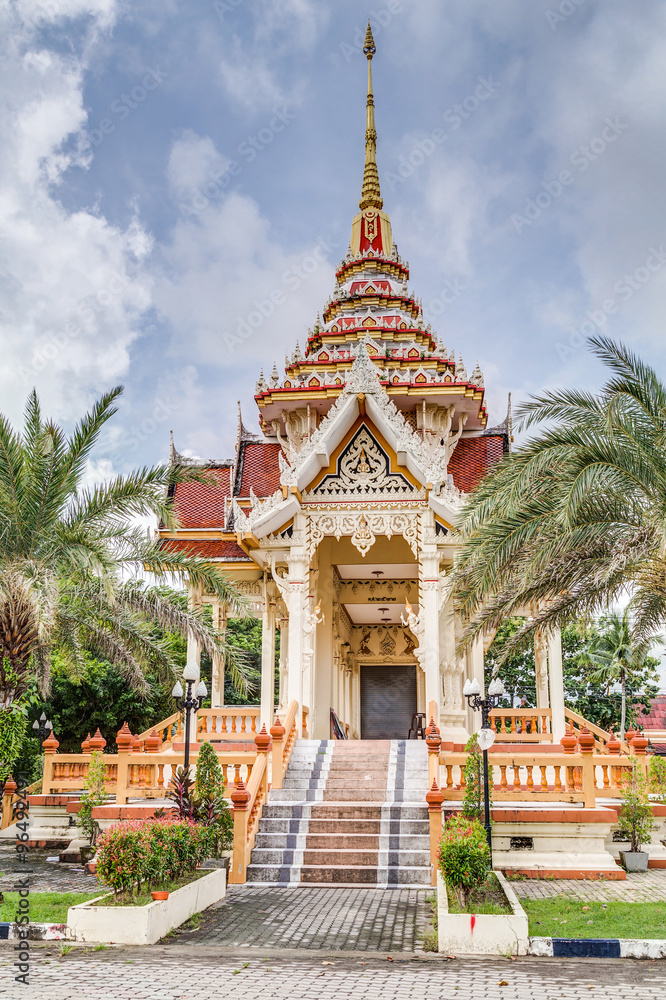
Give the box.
[0,922,70,941]
[529,936,666,959]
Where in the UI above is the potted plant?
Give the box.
[617,762,654,872]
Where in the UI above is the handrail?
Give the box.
[438,749,597,807]
[565,707,630,754]
[197,707,260,739]
[42,747,257,804]
[1,778,41,830]
[490,708,552,742]
[230,735,270,883]
[138,712,181,744]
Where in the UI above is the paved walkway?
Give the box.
[167,886,431,952]
[0,843,100,894]
[0,948,663,999]
[512,869,666,903]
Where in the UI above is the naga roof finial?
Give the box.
[359,21,383,212]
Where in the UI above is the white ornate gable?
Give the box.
[311,425,415,499]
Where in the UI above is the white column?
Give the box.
[277,617,288,710]
[534,630,550,710]
[286,513,308,716]
[211,599,226,708]
[547,628,566,741]
[419,529,441,723]
[260,580,276,730]
[438,590,469,745]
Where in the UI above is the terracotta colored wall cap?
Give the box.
[492,807,618,823]
[28,795,72,807]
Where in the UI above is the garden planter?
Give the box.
[619,850,649,872]
[67,868,226,945]
[437,871,529,956]
[150,891,169,901]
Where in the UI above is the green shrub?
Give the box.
[649,755,666,804]
[438,815,491,909]
[618,763,654,853]
[194,742,233,856]
[77,750,107,846]
[461,732,492,821]
[95,818,209,900]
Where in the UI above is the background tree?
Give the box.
[484,616,660,734]
[452,337,666,658]
[0,387,252,781]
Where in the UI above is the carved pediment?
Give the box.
[312,425,417,498]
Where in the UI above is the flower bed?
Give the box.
[67,868,226,945]
[436,814,528,954]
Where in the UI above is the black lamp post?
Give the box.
[32,712,53,749]
[462,676,505,865]
[172,664,207,773]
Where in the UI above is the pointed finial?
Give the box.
[359,22,382,212]
[363,21,376,58]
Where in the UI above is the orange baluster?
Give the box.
[540,765,548,790]
[526,765,534,789]
[445,764,453,789]
[512,765,521,791]
[554,765,562,792]
[500,765,508,789]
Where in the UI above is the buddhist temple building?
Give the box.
[159,25,567,747]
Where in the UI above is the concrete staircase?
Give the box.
[246,739,431,886]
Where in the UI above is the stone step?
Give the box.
[321,789,390,801]
[245,863,432,886]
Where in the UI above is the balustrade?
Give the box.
[489,708,552,742]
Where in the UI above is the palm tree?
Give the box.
[581,613,661,739]
[0,387,251,721]
[452,336,666,655]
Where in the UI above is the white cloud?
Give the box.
[0,2,153,427]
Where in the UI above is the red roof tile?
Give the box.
[448,435,505,493]
[637,694,666,730]
[173,468,231,528]
[238,442,282,497]
[160,538,250,561]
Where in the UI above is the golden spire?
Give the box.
[359,22,383,211]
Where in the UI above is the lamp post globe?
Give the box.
[462,675,506,865]
[172,668,207,773]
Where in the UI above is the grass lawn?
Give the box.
[0,892,100,924]
[523,897,666,939]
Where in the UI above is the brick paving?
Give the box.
[167,885,432,951]
[0,948,663,999]
[0,843,101,894]
[511,869,666,903]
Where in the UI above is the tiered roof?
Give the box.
[160,24,508,560]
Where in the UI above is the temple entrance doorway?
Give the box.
[360,664,417,739]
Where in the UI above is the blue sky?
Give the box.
[3,0,666,479]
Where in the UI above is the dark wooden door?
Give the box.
[361,665,417,739]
